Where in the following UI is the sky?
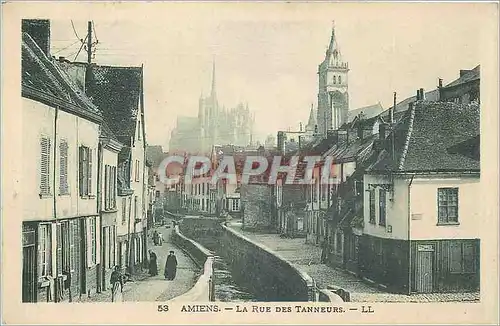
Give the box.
[48,3,484,151]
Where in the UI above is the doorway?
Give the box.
[416,244,434,293]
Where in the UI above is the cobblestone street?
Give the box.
[75,221,199,303]
[230,222,480,303]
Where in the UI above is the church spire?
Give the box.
[306,103,317,131]
[327,20,339,55]
[211,58,217,99]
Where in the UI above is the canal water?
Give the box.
[212,255,257,302]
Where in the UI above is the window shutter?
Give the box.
[95,217,100,265]
[40,137,51,195]
[86,218,92,266]
[104,165,109,210]
[88,148,93,195]
[59,141,68,195]
[79,146,85,196]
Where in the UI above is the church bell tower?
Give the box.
[317,21,349,137]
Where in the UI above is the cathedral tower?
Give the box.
[317,21,349,137]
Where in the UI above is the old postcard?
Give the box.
[2,1,499,325]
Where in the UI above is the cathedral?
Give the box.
[169,61,255,154]
[317,22,349,137]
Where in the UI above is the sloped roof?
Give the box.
[146,145,168,168]
[368,101,480,173]
[21,32,101,122]
[444,65,480,88]
[86,64,143,144]
[347,103,384,122]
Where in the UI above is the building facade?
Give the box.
[21,24,103,302]
[361,98,480,294]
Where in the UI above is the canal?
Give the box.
[212,255,256,302]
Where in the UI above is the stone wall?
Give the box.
[219,224,316,301]
[178,217,317,301]
[169,224,215,301]
[240,184,274,231]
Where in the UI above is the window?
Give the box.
[135,160,140,182]
[313,180,318,203]
[40,136,51,196]
[321,184,326,201]
[56,223,63,275]
[338,75,342,84]
[450,242,476,274]
[232,199,240,211]
[379,189,386,226]
[438,188,459,224]
[59,140,69,195]
[369,189,376,224]
[79,146,93,196]
[134,196,138,220]
[87,217,97,266]
[38,224,51,278]
[333,75,337,84]
[69,219,78,272]
[61,221,70,272]
[155,190,160,199]
[104,165,117,210]
[122,198,127,224]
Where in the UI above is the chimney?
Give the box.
[22,19,51,57]
[347,128,358,144]
[420,88,425,101]
[391,92,396,124]
[438,78,443,88]
[438,78,443,101]
[327,130,339,143]
[416,89,420,101]
[299,122,303,132]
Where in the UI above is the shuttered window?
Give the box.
[79,146,93,197]
[40,137,51,196]
[59,140,69,195]
[69,220,78,271]
[379,189,386,226]
[369,189,376,224]
[38,224,51,278]
[56,223,63,276]
[450,241,477,274]
[87,217,97,266]
[122,198,127,224]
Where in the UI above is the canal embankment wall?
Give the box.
[178,217,317,302]
[168,225,215,302]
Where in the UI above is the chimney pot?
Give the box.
[438,78,443,88]
[419,88,425,101]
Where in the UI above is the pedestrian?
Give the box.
[148,250,158,276]
[320,240,328,263]
[153,230,159,246]
[110,265,124,302]
[158,232,164,245]
[164,250,178,281]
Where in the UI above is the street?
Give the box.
[76,222,199,303]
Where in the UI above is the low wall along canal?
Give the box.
[177,217,316,302]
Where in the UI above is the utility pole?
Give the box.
[87,21,92,64]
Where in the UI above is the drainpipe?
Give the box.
[53,105,59,302]
[96,141,103,292]
[407,174,415,295]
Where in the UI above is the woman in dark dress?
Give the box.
[148,250,158,276]
[164,251,178,280]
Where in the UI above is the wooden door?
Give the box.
[416,245,434,293]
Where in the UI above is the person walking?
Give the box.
[110,265,124,302]
[148,250,158,276]
[164,251,178,281]
[158,232,164,246]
